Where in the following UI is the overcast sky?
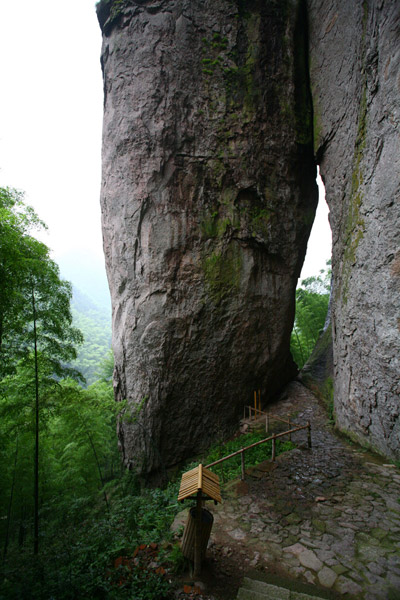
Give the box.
[0,0,331,287]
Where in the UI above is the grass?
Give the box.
[204,430,295,483]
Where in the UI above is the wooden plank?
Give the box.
[179,483,221,502]
[178,492,195,501]
[202,479,220,493]
[181,472,198,483]
[178,488,198,501]
[178,487,197,499]
[203,469,219,483]
[202,478,221,492]
[194,492,203,576]
[198,464,203,490]
[178,488,197,499]
[202,484,220,497]
[179,485,197,495]
[179,476,198,487]
[181,466,199,479]
[179,477,198,488]
[181,477,198,487]
[202,475,220,487]
[180,477,198,486]
[184,465,199,475]
[178,464,221,503]
[179,481,197,490]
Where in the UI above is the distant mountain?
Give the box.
[57,249,111,311]
[56,250,112,384]
[71,286,112,386]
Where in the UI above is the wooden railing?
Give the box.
[243,405,298,438]
[206,422,311,481]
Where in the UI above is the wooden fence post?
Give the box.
[193,490,203,577]
[271,435,276,462]
[265,414,269,433]
[307,422,312,449]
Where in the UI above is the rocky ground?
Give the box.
[172,381,400,600]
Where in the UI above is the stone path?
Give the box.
[237,576,328,600]
[207,382,400,599]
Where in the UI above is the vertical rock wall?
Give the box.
[308,0,400,459]
[98,0,317,476]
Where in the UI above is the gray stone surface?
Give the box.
[242,578,290,599]
[98,0,400,475]
[317,566,337,589]
[298,550,323,572]
[308,0,400,460]
[98,0,317,475]
[236,576,328,600]
[208,385,400,599]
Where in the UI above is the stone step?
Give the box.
[237,577,327,600]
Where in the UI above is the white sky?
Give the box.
[0,0,331,284]
[0,0,104,262]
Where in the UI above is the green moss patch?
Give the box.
[203,243,243,304]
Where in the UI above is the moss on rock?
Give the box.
[203,243,243,304]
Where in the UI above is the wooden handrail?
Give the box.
[244,405,292,425]
[205,423,310,469]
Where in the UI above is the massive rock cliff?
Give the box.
[308,0,400,460]
[98,0,399,474]
[97,0,317,476]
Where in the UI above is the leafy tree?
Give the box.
[96,348,114,383]
[0,187,83,554]
[290,264,331,369]
[0,187,46,373]
[70,287,111,385]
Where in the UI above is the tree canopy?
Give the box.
[290,264,331,369]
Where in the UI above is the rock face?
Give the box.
[98,0,317,476]
[308,0,400,459]
[98,0,400,473]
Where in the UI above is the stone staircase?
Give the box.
[237,577,328,600]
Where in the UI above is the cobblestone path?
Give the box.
[208,382,400,599]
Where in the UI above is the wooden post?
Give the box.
[241,450,245,481]
[254,391,257,419]
[194,489,203,577]
[265,413,269,433]
[271,435,276,462]
[307,422,312,449]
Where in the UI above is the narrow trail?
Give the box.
[179,381,400,600]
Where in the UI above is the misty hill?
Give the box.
[71,286,112,386]
[58,249,111,311]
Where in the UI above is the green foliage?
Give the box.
[167,543,189,575]
[323,376,335,424]
[204,431,294,482]
[0,187,83,379]
[0,188,173,597]
[290,264,331,369]
[1,466,179,599]
[71,288,111,385]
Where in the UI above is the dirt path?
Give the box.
[181,381,400,600]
